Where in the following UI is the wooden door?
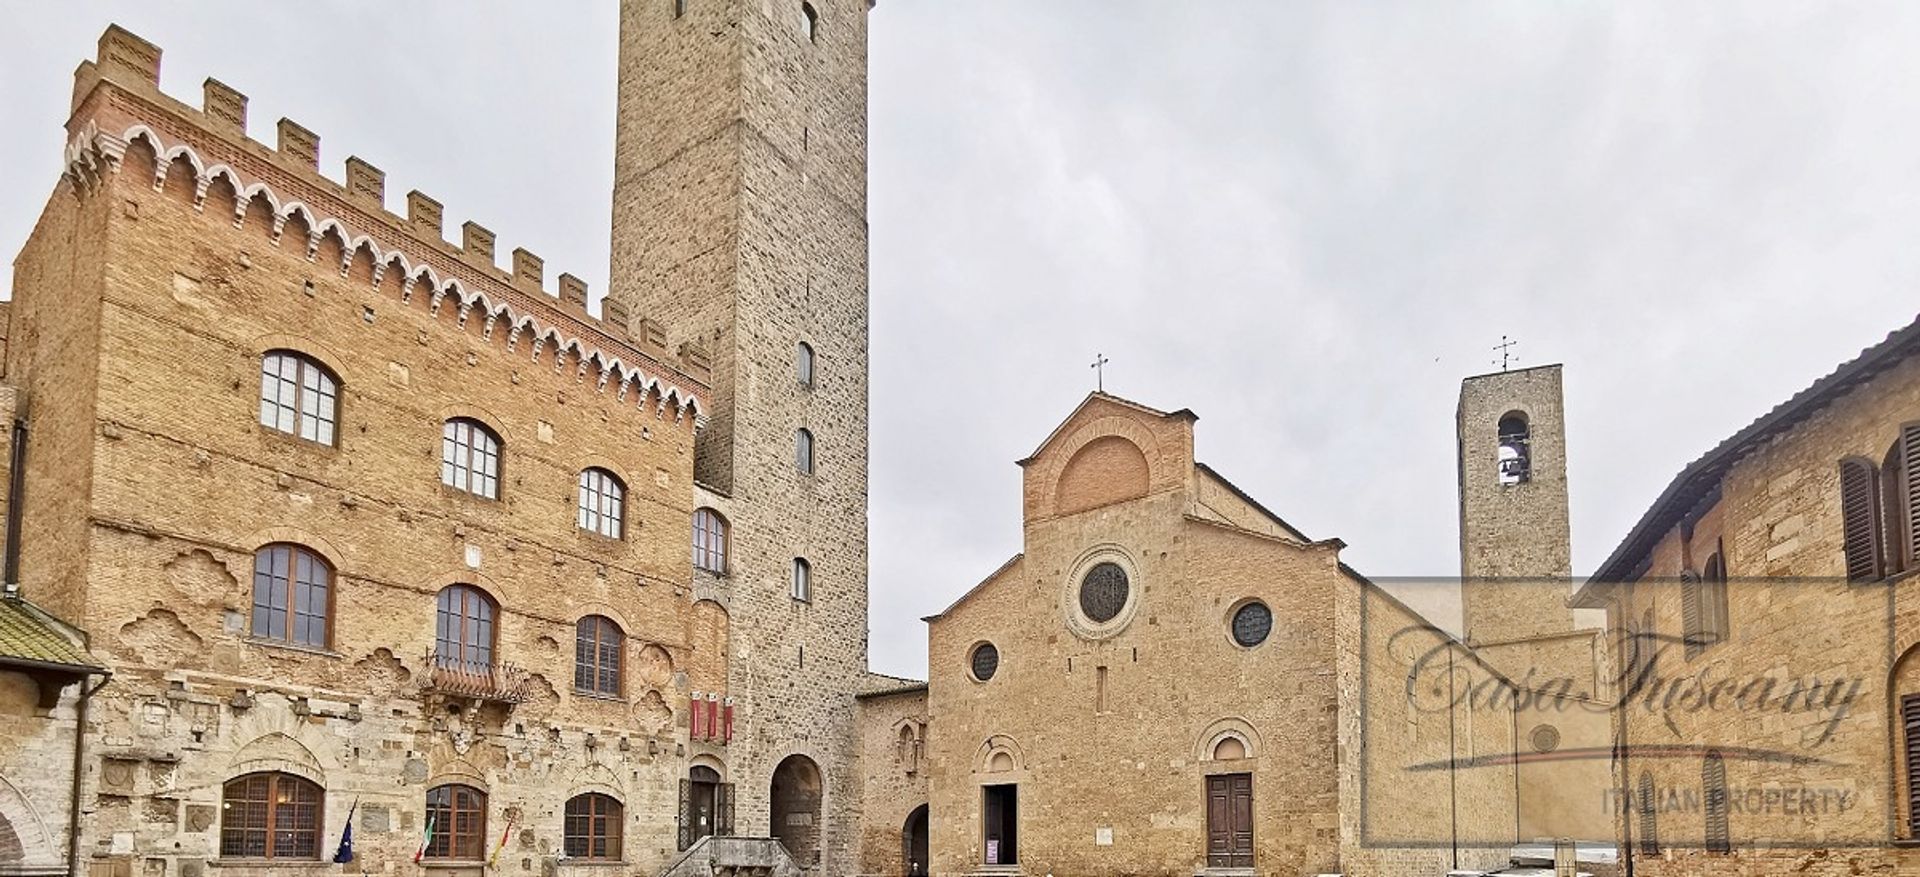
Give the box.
[1206,773,1253,868]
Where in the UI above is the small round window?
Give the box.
[1529,723,1561,754]
[1079,562,1130,623]
[1231,601,1272,648]
[969,643,999,682]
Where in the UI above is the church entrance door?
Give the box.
[1206,772,1253,868]
[902,803,929,876]
[982,784,1017,866]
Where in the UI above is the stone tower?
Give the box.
[605,0,871,872]
[1456,364,1574,643]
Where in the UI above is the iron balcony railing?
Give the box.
[423,650,532,704]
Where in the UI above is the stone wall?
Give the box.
[3,32,730,875]
[607,2,874,871]
[924,397,1349,876]
[1335,577,1519,877]
[1586,346,1920,873]
[852,685,927,877]
[1458,365,1577,642]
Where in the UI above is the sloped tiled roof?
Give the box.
[0,597,103,673]
[1580,313,1920,597]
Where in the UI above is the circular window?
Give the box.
[1231,601,1272,647]
[1079,562,1130,623]
[1529,723,1561,754]
[969,643,999,682]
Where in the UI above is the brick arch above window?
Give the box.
[249,333,349,380]
[1193,717,1263,763]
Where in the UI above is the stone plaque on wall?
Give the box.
[184,805,215,833]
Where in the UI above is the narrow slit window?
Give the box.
[791,557,812,603]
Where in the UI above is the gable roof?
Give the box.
[1578,312,1920,601]
[923,553,1023,623]
[1017,391,1195,466]
[1194,461,1311,543]
[0,597,104,674]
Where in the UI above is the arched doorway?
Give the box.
[901,804,928,876]
[685,765,724,847]
[769,754,822,867]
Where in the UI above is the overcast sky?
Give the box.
[4,3,1918,679]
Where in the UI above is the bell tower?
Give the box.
[606,0,871,872]
[1456,364,1574,643]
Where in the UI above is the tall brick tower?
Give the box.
[1456,364,1574,643]
[605,0,871,872]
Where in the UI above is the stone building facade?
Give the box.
[606,0,874,872]
[0,3,876,874]
[852,393,1520,877]
[1573,315,1920,875]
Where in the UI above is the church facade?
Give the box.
[850,393,1556,877]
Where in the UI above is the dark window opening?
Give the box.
[1078,562,1129,623]
[1497,412,1531,484]
[982,783,1018,865]
[970,643,999,682]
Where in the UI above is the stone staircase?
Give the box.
[657,836,804,877]
[1444,841,1618,877]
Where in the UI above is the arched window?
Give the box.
[791,557,812,603]
[220,772,323,859]
[424,784,487,861]
[258,351,338,445]
[1683,547,1730,659]
[796,341,815,388]
[1840,457,1884,581]
[1496,412,1530,484]
[575,615,623,697]
[1881,426,1920,577]
[1703,751,1730,853]
[250,544,334,648]
[434,585,497,670]
[1636,770,1659,855]
[693,508,728,574]
[795,428,814,475]
[441,418,502,499]
[1701,549,1729,646]
[564,793,624,861]
[801,2,819,42]
[577,468,626,539]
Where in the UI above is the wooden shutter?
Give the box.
[1840,459,1883,581]
[677,779,692,851]
[1636,771,1659,855]
[1681,573,1703,660]
[1703,753,1730,853]
[1885,443,1908,575]
[717,783,735,836]
[1904,694,1920,837]
[1904,423,1920,569]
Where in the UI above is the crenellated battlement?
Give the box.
[60,25,712,424]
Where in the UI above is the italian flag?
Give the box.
[412,814,436,864]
